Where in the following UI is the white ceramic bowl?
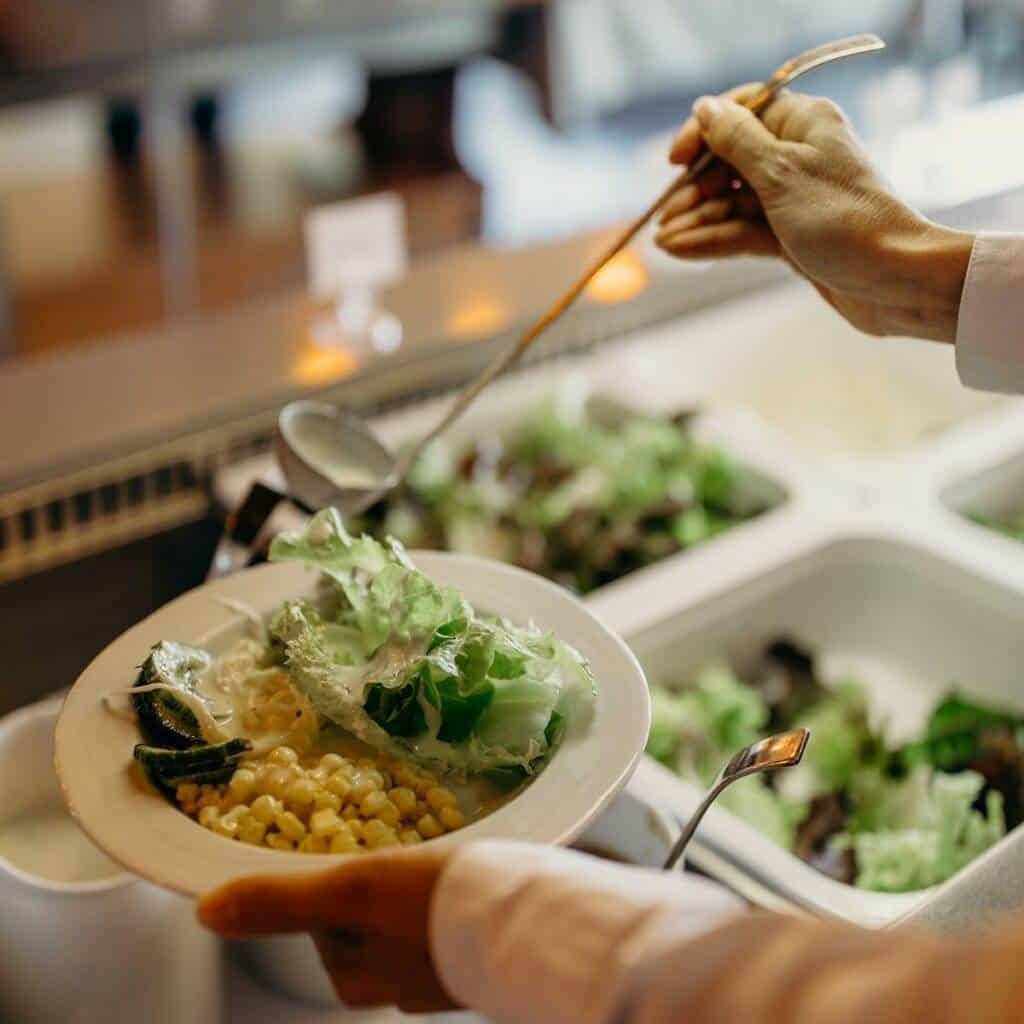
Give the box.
[56,553,650,898]
[0,696,222,1024]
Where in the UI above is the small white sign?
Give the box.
[304,193,407,300]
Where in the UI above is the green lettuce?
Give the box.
[646,667,805,849]
[268,509,595,774]
[836,768,1005,892]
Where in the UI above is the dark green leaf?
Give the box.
[364,682,427,738]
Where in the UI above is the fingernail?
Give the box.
[197,892,239,931]
[693,96,721,125]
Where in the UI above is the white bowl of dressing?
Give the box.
[0,695,222,1024]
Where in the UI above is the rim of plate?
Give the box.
[56,553,650,897]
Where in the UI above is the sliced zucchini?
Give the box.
[133,641,211,748]
[134,738,251,793]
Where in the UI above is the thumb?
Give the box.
[693,96,780,192]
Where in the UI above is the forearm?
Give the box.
[428,841,744,1024]
[880,221,974,345]
[668,909,1024,1024]
[429,841,1024,1024]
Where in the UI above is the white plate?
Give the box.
[56,553,650,898]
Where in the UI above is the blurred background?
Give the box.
[4,0,1024,706]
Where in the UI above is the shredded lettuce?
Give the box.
[648,660,1009,893]
[268,509,595,775]
[835,768,1006,892]
[646,665,805,848]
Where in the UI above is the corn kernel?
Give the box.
[346,819,365,841]
[198,806,220,828]
[265,767,295,800]
[251,794,282,825]
[275,811,307,841]
[325,773,352,799]
[177,783,200,804]
[266,833,295,852]
[413,801,429,821]
[221,805,251,829]
[362,819,397,848]
[285,778,318,807]
[239,820,267,846]
[439,806,465,831]
[213,817,239,839]
[349,769,382,801]
[319,753,345,773]
[310,809,345,838]
[228,768,256,801]
[341,804,359,822]
[330,829,360,854]
[399,829,423,846]
[314,791,343,813]
[378,801,401,827]
[268,745,299,766]
[360,790,388,818]
[388,787,417,817]
[298,835,329,854]
[417,814,443,839]
[426,787,457,811]
[197,787,222,810]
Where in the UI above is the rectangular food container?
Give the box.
[215,347,822,602]
[591,513,1024,929]
[589,282,1014,497]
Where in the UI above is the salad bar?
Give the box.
[213,282,1024,931]
[19,278,1024,1023]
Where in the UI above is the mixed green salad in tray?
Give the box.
[352,395,776,595]
[970,510,1024,545]
[647,640,1022,893]
[127,510,596,854]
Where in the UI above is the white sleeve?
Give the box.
[956,233,1024,394]
[428,840,745,1024]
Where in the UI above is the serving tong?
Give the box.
[662,728,810,871]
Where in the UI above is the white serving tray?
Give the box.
[590,505,1024,929]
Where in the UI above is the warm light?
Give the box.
[291,344,358,386]
[586,248,647,305]
[446,294,509,340]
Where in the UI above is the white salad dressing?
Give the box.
[0,805,120,883]
[290,417,385,490]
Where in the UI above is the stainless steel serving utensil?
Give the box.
[662,728,810,871]
[277,34,885,515]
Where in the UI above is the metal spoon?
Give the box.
[277,34,885,515]
[662,727,809,871]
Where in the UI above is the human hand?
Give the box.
[197,847,459,1013]
[656,85,974,343]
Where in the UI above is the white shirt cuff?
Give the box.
[956,232,1024,393]
[428,840,744,1024]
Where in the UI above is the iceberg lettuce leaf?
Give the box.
[268,509,595,774]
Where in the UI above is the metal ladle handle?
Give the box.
[391,34,885,483]
[662,727,810,872]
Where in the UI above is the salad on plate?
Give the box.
[126,509,597,855]
[648,640,1021,893]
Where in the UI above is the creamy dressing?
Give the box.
[0,805,120,883]
[290,419,385,490]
